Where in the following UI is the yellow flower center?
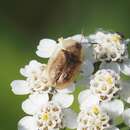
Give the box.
[106,75,113,85]
[41,113,49,121]
[91,105,100,115]
[111,34,121,43]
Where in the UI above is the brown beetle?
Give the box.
[46,38,83,89]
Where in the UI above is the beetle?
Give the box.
[46,38,83,89]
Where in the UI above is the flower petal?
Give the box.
[101,99,124,119]
[57,83,75,94]
[122,108,130,127]
[80,60,94,77]
[75,77,90,88]
[11,80,31,95]
[79,90,99,110]
[22,93,49,115]
[78,89,92,104]
[120,80,130,103]
[120,59,130,76]
[71,34,88,43]
[36,39,57,58]
[105,126,119,130]
[18,116,37,130]
[63,108,77,129]
[20,60,43,77]
[52,93,74,108]
[84,45,95,63]
[88,31,106,44]
[100,62,120,74]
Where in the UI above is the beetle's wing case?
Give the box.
[46,38,83,89]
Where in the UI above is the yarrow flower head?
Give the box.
[78,91,124,130]
[11,60,52,95]
[88,31,128,62]
[19,93,77,130]
[79,68,130,105]
[35,102,64,130]
[77,105,110,130]
[87,31,130,76]
[90,69,121,102]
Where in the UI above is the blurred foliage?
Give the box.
[0,0,130,130]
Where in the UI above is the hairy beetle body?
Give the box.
[46,39,83,89]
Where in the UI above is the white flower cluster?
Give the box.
[77,105,110,130]
[90,69,120,102]
[88,32,128,62]
[11,30,130,130]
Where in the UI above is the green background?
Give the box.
[0,0,130,130]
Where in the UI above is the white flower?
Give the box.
[119,80,130,104]
[78,69,121,103]
[79,69,130,104]
[11,60,49,95]
[88,31,128,62]
[77,106,110,130]
[78,91,124,130]
[90,69,121,102]
[11,60,75,95]
[87,31,130,76]
[19,93,77,130]
[122,108,130,127]
[36,34,94,89]
[78,90,124,115]
[78,89,100,110]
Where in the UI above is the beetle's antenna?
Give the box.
[80,28,85,42]
[81,28,85,36]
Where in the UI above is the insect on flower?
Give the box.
[46,38,83,89]
[11,35,93,95]
[36,35,93,90]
